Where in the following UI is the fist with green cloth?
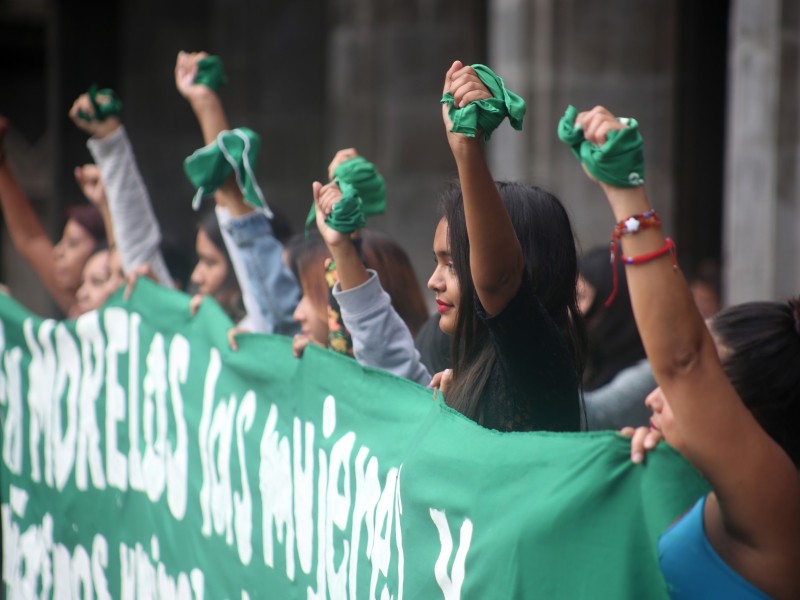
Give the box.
[176,51,268,213]
[305,148,386,235]
[193,55,227,90]
[311,180,365,247]
[441,61,526,141]
[183,128,268,212]
[69,87,122,139]
[71,84,122,122]
[175,51,227,102]
[558,104,645,188]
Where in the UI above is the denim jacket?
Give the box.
[220,207,300,335]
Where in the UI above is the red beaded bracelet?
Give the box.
[621,237,677,266]
[605,210,661,306]
[612,209,661,239]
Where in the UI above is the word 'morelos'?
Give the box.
[1,310,190,521]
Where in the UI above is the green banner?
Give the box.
[0,279,708,598]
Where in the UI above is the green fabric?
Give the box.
[193,55,227,90]
[76,84,123,122]
[0,280,710,598]
[306,179,366,234]
[183,127,268,212]
[333,155,386,216]
[558,104,646,187]
[305,155,384,235]
[440,64,526,140]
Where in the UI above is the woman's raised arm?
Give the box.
[442,61,523,317]
[573,105,799,597]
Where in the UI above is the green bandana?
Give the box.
[558,105,645,187]
[306,179,366,236]
[193,55,227,91]
[183,127,269,212]
[441,64,526,141]
[76,85,123,122]
[333,156,386,216]
[305,155,384,235]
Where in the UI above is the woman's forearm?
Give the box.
[452,139,523,316]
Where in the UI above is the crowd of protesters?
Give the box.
[0,52,797,599]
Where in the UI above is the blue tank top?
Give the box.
[658,496,772,599]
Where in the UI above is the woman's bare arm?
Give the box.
[0,117,73,312]
[442,61,523,317]
[577,106,799,595]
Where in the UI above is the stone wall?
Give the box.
[2,0,796,317]
[488,0,678,256]
[324,0,486,302]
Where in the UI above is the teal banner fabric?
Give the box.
[0,280,708,598]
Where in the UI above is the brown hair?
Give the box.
[197,209,245,322]
[285,233,330,324]
[63,204,106,245]
[360,229,429,337]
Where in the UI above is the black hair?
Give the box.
[360,229,429,337]
[709,297,800,467]
[440,180,586,430]
[269,205,294,246]
[579,246,646,390]
[160,234,196,292]
[415,313,451,374]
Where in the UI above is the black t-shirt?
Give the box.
[474,275,582,432]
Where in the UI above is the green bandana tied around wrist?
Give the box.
[440,64,526,141]
[557,105,645,187]
[193,56,227,91]
[76,85,123,122]
[183,127,269,214]
[305,155,384,235]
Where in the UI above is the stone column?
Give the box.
[723,0,781,303]
[724,0,800,303]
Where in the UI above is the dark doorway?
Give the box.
[674,0,730,291]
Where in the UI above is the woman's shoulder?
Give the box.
[658,495,773,599]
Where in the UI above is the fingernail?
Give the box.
[632,452,643,464]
